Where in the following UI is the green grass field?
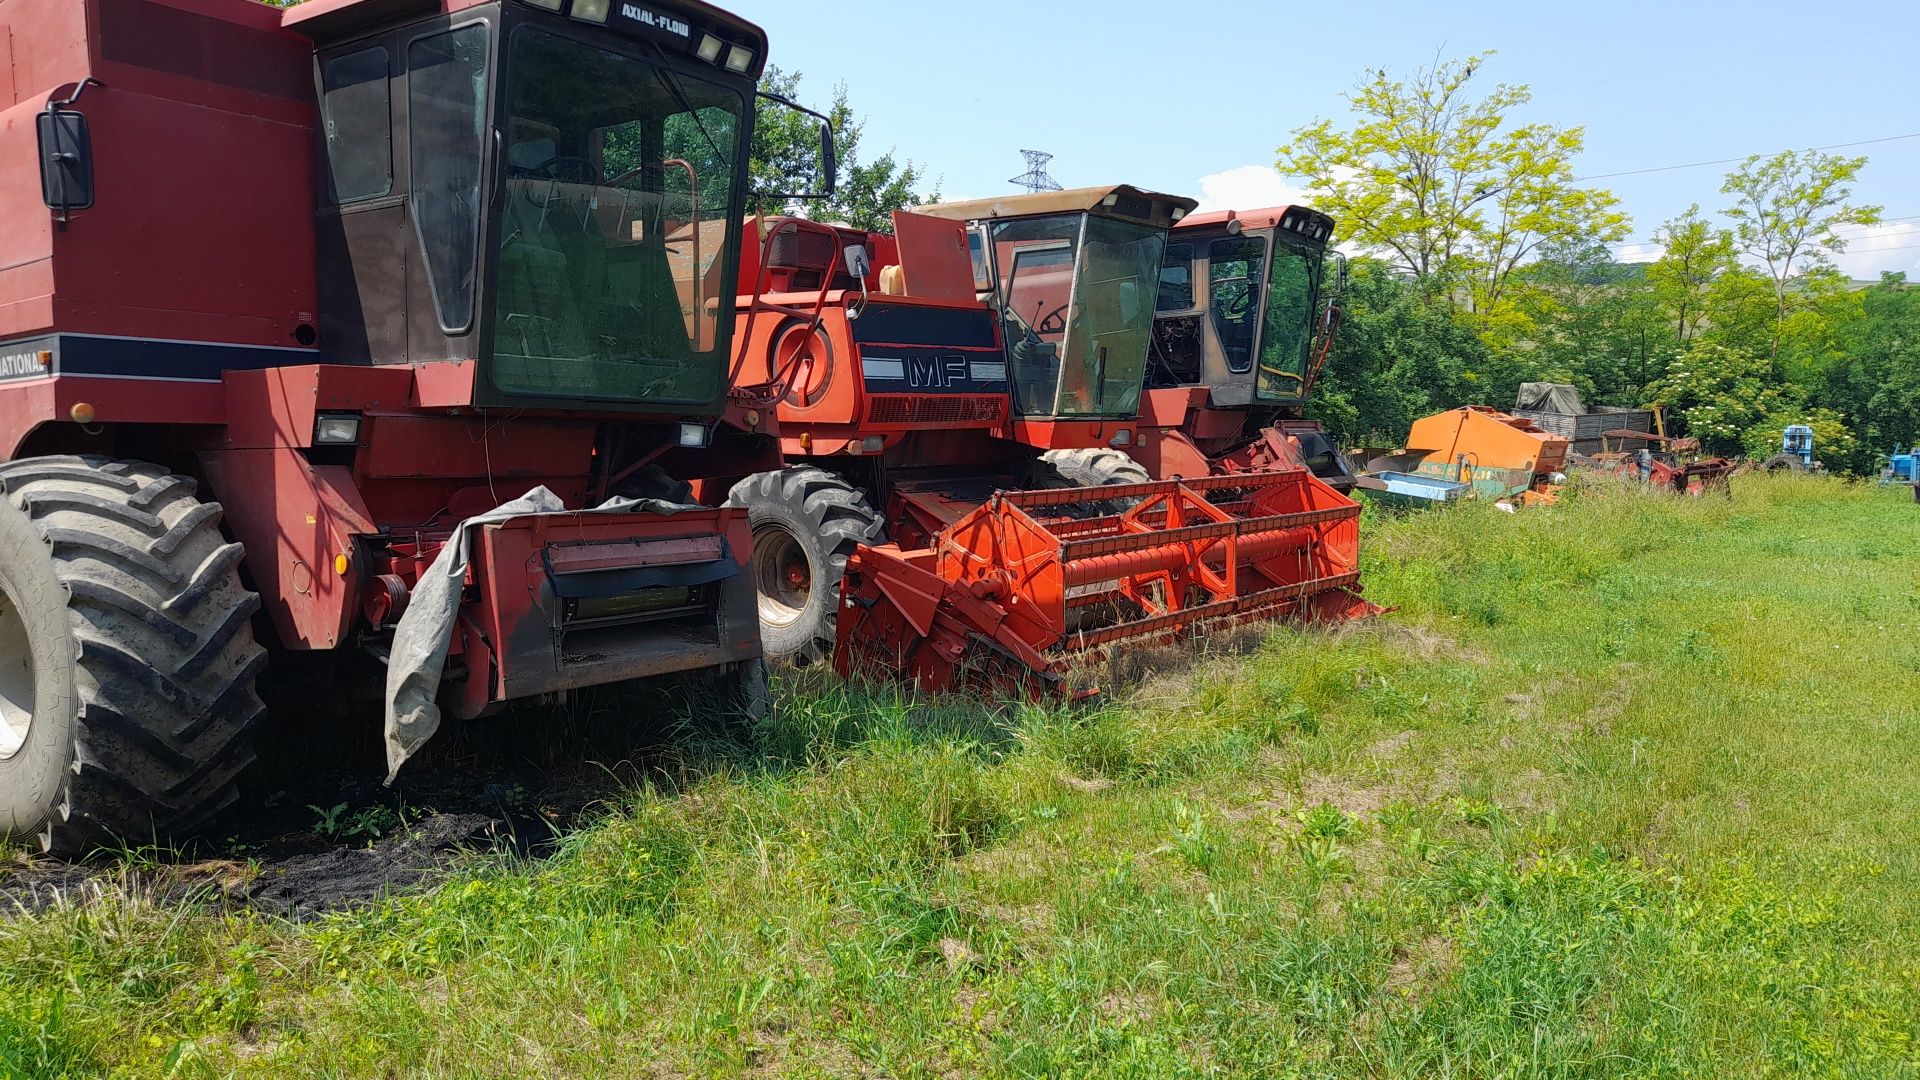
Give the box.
[3,474,1917,1078]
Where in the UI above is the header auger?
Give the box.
[836,469,1369,694]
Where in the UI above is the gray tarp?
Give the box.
[1515,382,1587,415]
[383,487,691,783]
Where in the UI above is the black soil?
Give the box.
[0,667,748,920]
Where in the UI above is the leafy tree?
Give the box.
[1821,273,1920,456]
[1643,341,1798,455]
[748,68,935,231]
[1645,206,1738,343]
[1306,260,1492,444]
[1720,149,1882,354]
[1276,52,1628,326]
[1502,243,1669,404]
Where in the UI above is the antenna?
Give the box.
[1009,149,1062,193]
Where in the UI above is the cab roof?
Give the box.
[916,185,1198,230]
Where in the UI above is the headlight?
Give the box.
[1110,429,1132,448]
[696,34,724,63]
[724,45,754,74]
[571,0,610,23]
[678,422,709,448]
[314,413,361,445]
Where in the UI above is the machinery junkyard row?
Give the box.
[0,0,1772,856]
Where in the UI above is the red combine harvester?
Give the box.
[0,0,828,851]
[721,190,1372,693]
[1144,206,1356,490]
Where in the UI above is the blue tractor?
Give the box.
[1883,446,1919,486]
[1762,425,1817,472]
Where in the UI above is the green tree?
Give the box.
[748,68,935,231]
[1821,273,1920,456]
[1720,149,1882,355]
[1645,205,1738,343]
[1306,260,1492,444]
[1276,52,1628,327]
[1643,341,1798,455]
[1502,243,1669,404]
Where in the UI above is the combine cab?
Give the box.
[1144,206,1355,489]
[0,0,830,851]
[721,187,1375,692]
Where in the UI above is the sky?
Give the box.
[734,0,1920,279]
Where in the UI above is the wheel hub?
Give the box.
[751,525,812,630]
[0,587,35,760]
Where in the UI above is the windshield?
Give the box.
[1254,236,1325,402]
[492,26,746,405]
[991,213,1163,418]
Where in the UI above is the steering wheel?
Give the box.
[526,155,599,183]
[1035,303,1069,336]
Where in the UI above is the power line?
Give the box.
[1572,132,1920,182]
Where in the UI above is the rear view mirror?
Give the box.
[754,92,836,202]
[38,110,94,216]
[842,243,871,279]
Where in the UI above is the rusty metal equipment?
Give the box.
[1388,407,1572,505]
[0,0,828,852]
[836,469,1372,694]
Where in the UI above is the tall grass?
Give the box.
[1,474,1915,1077]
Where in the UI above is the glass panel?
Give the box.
[492,26,746,404]
[1156,242,1193,311]
[991,214,1079,416]
[1255,238,1325,401]
[322,47,391,203]
[1064,215,1162,417]
[407,26,489,331]
[1208,235,1265,374]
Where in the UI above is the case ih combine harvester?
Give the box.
[720,192,1372,694]
[0,0,832,851]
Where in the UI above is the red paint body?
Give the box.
[0,0,780,718]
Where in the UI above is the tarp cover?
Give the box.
[1516,382,1586,415]
[383,487,693,783]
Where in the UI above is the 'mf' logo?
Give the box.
[906,354,970,390]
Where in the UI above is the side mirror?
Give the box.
[842,243,871,279]
[754,92,837,201]
[38,110,94,216]
[819,121,837,197]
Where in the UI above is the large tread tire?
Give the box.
[0,456,266,854]
[726,468,884,666]
[1761,453,1808,473]
[1032,448,1154,515]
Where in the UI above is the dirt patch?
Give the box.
[1376,622,1492,666]
[1382,933,1458,1003]
[247,812,501,918]
[0,812,502,919]
[1368,730,1417,758]
[1059,774,1114,795]
[1300,773,1396,821]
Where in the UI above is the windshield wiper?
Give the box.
[647,42,728,165]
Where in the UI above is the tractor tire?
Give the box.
[726,468,884,666]
[1761,454,1808,473]
[1032,448,1154,514]
[0,457,266,854]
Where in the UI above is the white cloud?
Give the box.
[1192,165,1312,214]
[1831,221,1920,281]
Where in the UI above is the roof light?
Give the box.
[1170,207,1186,221]
[571,0,610,23]
[696,33,724,63]
[724,45,754,73]
[1100,193,1119,207]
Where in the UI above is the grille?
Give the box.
[866,395,1006,426]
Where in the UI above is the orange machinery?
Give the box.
[1396,406,1571,505]
[718,192,1376,691]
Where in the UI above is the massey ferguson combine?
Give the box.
[722,190,1372,692]
[1145,206,1356,490]
[0,0,825,851]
